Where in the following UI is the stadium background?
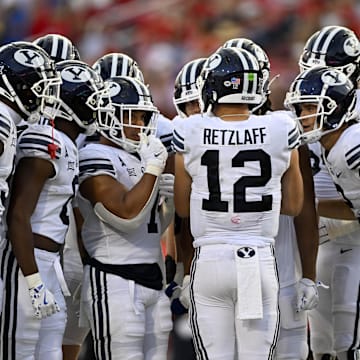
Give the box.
[1,0,359,119]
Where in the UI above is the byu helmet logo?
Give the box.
[343,37,360,57]
[108,81,121,97]
[237,247,256,258]
[206,53,222,71]
[321,69,348,86]
[14,49,45,68]
[61,66,92,82]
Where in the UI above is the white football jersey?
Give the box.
[173,112,300,247]
[309,134,360,245]
[16,124,78,244]
[156,113,174,154]
[77,143,163,264]
[322,123,360,216]
[0,102,17,230]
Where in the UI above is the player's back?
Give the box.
[173,112,299,247]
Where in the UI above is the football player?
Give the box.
[77,76,172,359]
[286,63,360,360]
[165,57,207,360]
[223,37,319,360]
[0,59,114,359]
[0,41,56,320]
[33,33,94,360]
[294,25,360,360]
[173,47,303,359]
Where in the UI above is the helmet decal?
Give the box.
[14,49,45,68]
[61,65,92,82]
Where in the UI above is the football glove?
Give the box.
[159,173,175,198]
[138,133,168,177]
[26,273,60,319]
[296,278,319,312]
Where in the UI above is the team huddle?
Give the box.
[0,24,359,360]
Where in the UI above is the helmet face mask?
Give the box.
[173,58,207,117]
[285,66,356,143]
[101,76,158,152]
[0,41,62,123]
[198,48,264,114]
[55,60,116,136]
[299,26,360,86]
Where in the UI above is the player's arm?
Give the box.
[174,152,191,218]
[7,157,55,276]
[318,199,357,220]
[80,172,158,219]
[280,148,304,216]
[294,145,318,281]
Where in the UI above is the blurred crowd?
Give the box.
[1,0,359,118]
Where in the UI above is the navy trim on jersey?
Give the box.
[189,247,209,360]
[268,244,280,360]
[172,129,185,152]
[288,126,300,149]
[21,131,61,146]
[0,117,11,134]
[79,159,116,177]
[346,144,360,169]
[348,283,360,352]
[90,267,112,360]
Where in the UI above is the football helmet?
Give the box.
[198,47,264,114]
[223,38,271,113]
[55,60,116,136]
[34,33,80,63]
[0,41,62,123]
[92,53,144,82]
[100,76,159,152]
[285,66,356,144]
[299,26,360,86]
[173,57,207,117]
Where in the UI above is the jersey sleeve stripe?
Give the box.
[345,144,360,157]
[21,132,61,146]
[0,117,11,134]
[19,146,60,159]
[346,151,360,169]
[172,129,185,152]
[0,129,9,139]
[288,127,300,149]
[79,163,116,176]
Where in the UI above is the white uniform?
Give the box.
[308,138,360,357]
[62,114,174,348]
[0,102,17,320]
[0,124,78,359]
[78,143,172,360]
[272,110,309,360]
[173,112,300,359]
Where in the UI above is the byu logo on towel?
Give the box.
[237,247,256,258]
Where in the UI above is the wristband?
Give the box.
[25,272,42,289]
[145,164,163,177]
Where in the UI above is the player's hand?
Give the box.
[138,133,168,176]
[26,273,60,319]
[159,174,174,198]
[296,278,319,312]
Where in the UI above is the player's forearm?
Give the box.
[318,199,357,220]
[8,220,38,276]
